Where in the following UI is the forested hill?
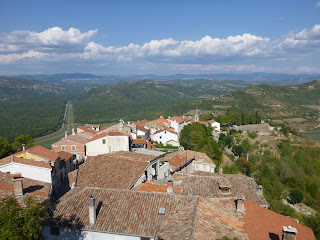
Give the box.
[189,80,320,119]
[0,77,86,99]
[73,79,244,123]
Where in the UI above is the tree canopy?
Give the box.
[0,195,48,239]
[180,122,222,166]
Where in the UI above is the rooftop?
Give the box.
[52,134,89,145]
[77,126,97,135]
[58,151,74,162]
[172,172,269,206]
[27,145,59,161]
[0,172,51,203]
[49,187,197,238]
[133,149,165,157]
[109,151,159,162]
[164,150,215,170]
[70,154,150,189]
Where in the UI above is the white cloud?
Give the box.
[316,2,320,7]
[0,50,49,63]
[1,25,320,74]
[0,27,97,54]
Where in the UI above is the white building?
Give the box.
[168,116,191,133]
[151,128,179,147]
[85,131,130,157]
[207,119,221,132]
[0,145,61,191]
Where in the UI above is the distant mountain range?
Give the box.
[3,72,320,85]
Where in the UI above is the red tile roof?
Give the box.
[138,181,182,193]
[58,151,74,162]
[0,154,52,169]
[77,126,97,134]
[243,200,315,240]
[132,139,147,144]
[49,187,197,237]
[135,119,149,127]
[164,150,213,170]
[0,172,51,203]
[52,134,88,145]
[73,154,149,189]
[169,116,186,124]
[136,125,149,133]
[153,127,178,135]
[27,145,59,161]
[110,151,158,162]
[173,172,268,206]
[151,118,170,125]
[207,119,217,124]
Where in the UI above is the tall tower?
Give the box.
[195,109,199,122]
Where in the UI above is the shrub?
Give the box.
[289,189,304,204]
[247,131,257,139]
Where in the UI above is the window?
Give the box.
[61,146,65,151]
[102,139,106,144]
[50,226,60,236]
[159,136,162,139]
[72,145,76,151]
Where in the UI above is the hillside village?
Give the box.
[0,112,316,240]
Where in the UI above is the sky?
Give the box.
[0,0,320,75]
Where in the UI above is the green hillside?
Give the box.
[0,77,87,142]
[73,79,241,123]
[187,80,320,118]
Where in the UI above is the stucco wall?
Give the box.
[152,131,179,146]
[43,227,146,240]
[52,140,85,158]
[0,162,52,183]
[86,136,129,157]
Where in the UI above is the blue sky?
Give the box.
[1,0,320,75]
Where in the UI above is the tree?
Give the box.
[13,135,35,150]
[199,113,214,122]
[0,195,48,239]
[233,145,244,156]
[289,189,304,204]
[236,157,253,176]
[0,137,14,158]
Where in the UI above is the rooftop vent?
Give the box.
[282,225,297,240]
[158,207,166,215]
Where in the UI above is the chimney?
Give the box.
[65,131,68,138]
[119,119,124,131]
[218,167,223,174]
[160,116,163,119]
[22,144,26,151]
[257,185,263,194]
[167,180,173,193]
[72,128,75,135]
[236,196,245,212]
[89,195,96,227]
[12,174,23,196]
[282,226,297,240]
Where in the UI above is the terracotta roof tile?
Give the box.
[153,127,178,135]
[136,125,150,133]
[138,181,182,193]
[132,139,147,144]
[243,200,315,240]
[52,134,88,145]
[173,172,269,206]
[0,155,52,169]
[58,151,74,162]
[109,151,158,162]
[164,150,214,170]
[73,154,149,189]
[27,145,59,161]
[0,172,51,203]
[49,187,197,237]
[135,119,149,127]
[77,126,97,134]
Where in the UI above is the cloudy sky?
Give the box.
[1,0,320,75]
